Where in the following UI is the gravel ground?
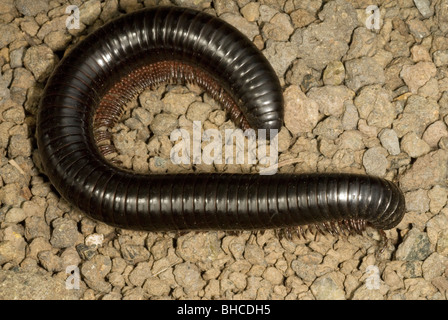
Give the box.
[1,0,448,300]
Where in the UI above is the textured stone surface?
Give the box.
[1,0,447,301]
[283,85,319,134]
[396,229,432,261]
[0,270,81,300]
[400,62,437,93]
[400,150,448,191]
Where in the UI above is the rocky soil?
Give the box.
[0,0,448,300]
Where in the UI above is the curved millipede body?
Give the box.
[37,6,406,234]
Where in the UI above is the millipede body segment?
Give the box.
[36,6,406,234]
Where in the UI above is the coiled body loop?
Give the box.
[37,6,405,233]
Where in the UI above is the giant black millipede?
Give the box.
[36,6,406,238]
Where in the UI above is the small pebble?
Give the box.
[283,85,319,134]
[81,254,112,293]
[310,274,345,300]
[85,234,104,248]
[50,218,80,249]
[401,132,431,158]
[422,121,448,148]
[414,0,433,18]
[345,57,385,91]
[379,129,400,155]
[173,262,206,295]
[400,62,437,94]
[396,229,432,262]
[405,189,430,214]
[363,147,389,177]
[23,45,56,82]
[400,150,448,191]
[322,61,345,86]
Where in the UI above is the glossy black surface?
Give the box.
[37,7,405,232]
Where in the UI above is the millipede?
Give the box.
[36,6,406,238]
